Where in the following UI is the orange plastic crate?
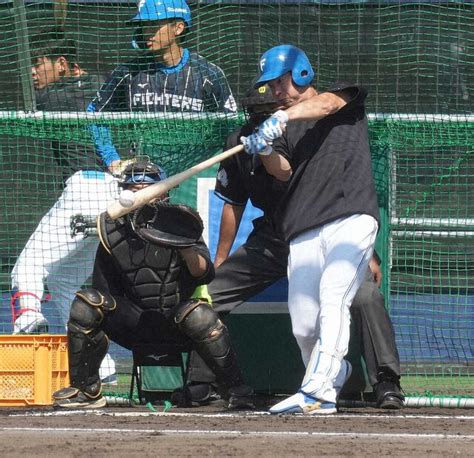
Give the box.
[0,335,69,406]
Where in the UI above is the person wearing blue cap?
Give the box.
[87,0,237,175]
[178,83,403,412]
[241,45,387,415]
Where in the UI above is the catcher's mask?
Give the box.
[119,160,167,188]
[241,84,280,126]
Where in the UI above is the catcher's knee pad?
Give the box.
[70,288,116,331]
[174,299,218,340]
[67,288,114,392]
[174,300,244,389]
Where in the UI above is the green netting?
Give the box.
[0,1,472,400]
[0,111,243,169]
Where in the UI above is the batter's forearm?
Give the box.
[260,152,292,182]
[285,91,348,122]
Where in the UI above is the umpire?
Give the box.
[53,161,253,409]
[181,85,404,409]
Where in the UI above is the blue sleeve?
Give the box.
[86,65,131,165]
[87,102,120,166]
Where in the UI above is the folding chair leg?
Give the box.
[130,363,144,405]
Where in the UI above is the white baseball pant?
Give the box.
[287,213,379,403]
[11,170,119,325]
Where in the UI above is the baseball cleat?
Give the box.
[269,391,337,415]
[171,383,224,407]
[53,386,106,409]
[226,384,255,410]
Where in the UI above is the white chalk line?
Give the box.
[8,410,474,421]
[1,426,474,441]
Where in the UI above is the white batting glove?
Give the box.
[241,133,273,156]
[258,110,289,142]
[13,309,49,334]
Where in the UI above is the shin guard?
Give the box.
[67,289,114,395]
[174,300,245,389]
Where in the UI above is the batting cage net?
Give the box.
[0,0,472,405]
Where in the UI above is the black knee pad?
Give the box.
[174,299,222,341]
[70,288,116,331]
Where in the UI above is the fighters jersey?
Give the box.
[274,82,380,242]
[215,124,288,218]
[88,49,237,165]
[35,74,104,178]
[92,49,236,113]
[94,210,214,312]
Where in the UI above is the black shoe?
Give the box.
[226,384,255,410]
[374,379,404,409]
[171,383,223,407]
[53,386,106,409]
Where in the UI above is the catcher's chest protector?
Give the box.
[99,214,183,311]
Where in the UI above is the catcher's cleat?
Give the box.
[226,384,255,410]
[171,383,224,407]
[269,391,337,415]
[374,377,405,409]
[53,386,106,409]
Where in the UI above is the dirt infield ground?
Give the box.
[1,399,473,457]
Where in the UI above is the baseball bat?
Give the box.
[107,144,245,220]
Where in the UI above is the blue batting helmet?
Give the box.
[119,161,167,187]
[255,45,315,88]
[130,0,192,29]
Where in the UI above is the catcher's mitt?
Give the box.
[132,202,204,248]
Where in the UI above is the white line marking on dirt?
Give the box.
[1,427,474,441]
[8,410,474,420]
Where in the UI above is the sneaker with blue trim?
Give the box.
[269,391,337,415]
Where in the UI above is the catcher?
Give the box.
[53,160,253,409]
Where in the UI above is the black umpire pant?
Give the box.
[187,217,401,387]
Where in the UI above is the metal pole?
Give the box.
[12,0,36,111]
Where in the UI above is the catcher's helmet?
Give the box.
[119,161,167,187]
[255,44,314,88]
[130,0,192,29]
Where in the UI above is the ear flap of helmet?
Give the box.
[291,51,315,86]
